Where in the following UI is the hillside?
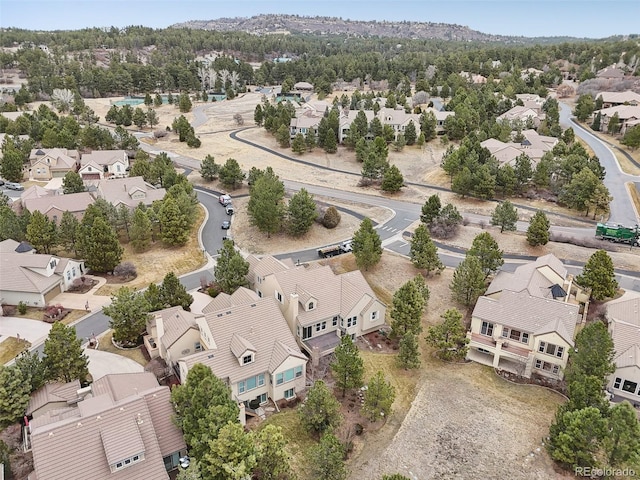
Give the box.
[172,14,516,42]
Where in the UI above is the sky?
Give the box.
[1,0,638,38]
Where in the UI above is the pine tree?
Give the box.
[178,93,192,113]
[203,422,257,480]
[248,168,285,237]
[287,188,317,237]
[547,407,607,469]
[576,250,618,301]
[323,128,337,153]
[565,321,615,385]
[409,224,444,275]
[467,232,504,279]
[214,239,249,294]
[103,287,150,346]
[26,210,57,254]
[490,200,519,233]
[0,137,25,182]
[591,112,602,131]
[298,380,342,435]
[254,425,294,480]
[43,322,89,383]
[276,124,291,148]
[130,205,152,252]
[604,402,640,467]
[200,154,219,181]
[390,279,425,338]
[526,210,551,246]
[0,365,32,424]
[426,308,469,361]
[291,132,306,154]
[420,194,441,225]
[352,217,382,271]
[404,120,417,145]
[58,210,79,255]
[160,195,190,246]
[62,171,86,194]
[159,271,193,311]
[218,158,245,190]
[362,370,396,422]
[82,216,123,273]
[308,433,347,480]
[171,364,240,461]
[381,164,404,192]
[397,332,421,369]
[450,255,486,306]
[330,335,364,398]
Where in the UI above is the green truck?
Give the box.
[595,223,640,246]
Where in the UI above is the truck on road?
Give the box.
[318,240,353,258]
[595,223,639,246]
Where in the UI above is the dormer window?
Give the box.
[308,301,314,310]
[243,354,253,365]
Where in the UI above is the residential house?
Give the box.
[0,238,35,254]
[459,71,487,84]
[606,297,640,406]
[422,106,455,134]
[92,176,166,209]
[497,105,544,128]
[466,254,589,380]
[78,150,129,180]
[144,306,203,368]
[27,372,187,480]
[22,192,95,223]
[247,255,386,363]
[289,114,323,140]
[293,81,314,92]
[594,105,640,134]
[0,249,85,306]
[520,68,544,79]
[175,294,308,410]
[596,66,626,80]
[480,129,558,166]
[27,148,79,181]
[596,91,640,108]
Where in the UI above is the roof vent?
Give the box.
[137,413,143,425]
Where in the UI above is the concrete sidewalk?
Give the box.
[0,317,52,347]
[84,348,144,380]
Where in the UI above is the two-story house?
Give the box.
[28,148,79,181]
[26,372,186,480]
[466,254,588,380]
[247,255,386,364]
[78,150,129,180]
[606,296,640,405]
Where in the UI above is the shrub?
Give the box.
[2,305,16,316]
[322,206,342,229]
[113,262,137,279]
[154,129,168,138]
[208,284,221,298]
[18,301,27,315]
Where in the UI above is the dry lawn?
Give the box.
[627,182,640,220]
[96,330,147,366]
[95,205,206,296]
[0,337,31,364]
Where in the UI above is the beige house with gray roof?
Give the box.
[466,254,588,380]
[22,191,95,223]
[606,296,640,405]
[247,255,386,363]
[78,150,129,180]
[596,91,640,108]
[144,306,203,369]
[27,372,186,480]
[27,148,79,181]
[93,176,166,209]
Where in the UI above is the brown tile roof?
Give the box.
[26,380,81,416]
[21,185,51,200]
[0,253,64,294]
[80,150,127,166]
[202,287,260,314]
[607,297,640,327]
[150,306,201,351]
[28,373,184,480]
[184,297,305,384]
[597,105,640,121]
[607,297,640,369]
[597,91,640,105]
[23,192,95,219]
[485,254,566,297]
[94,176,166,209]
[473,290,579,346]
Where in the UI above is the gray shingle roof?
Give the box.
[0,252,65,294]
[485,254,566,297]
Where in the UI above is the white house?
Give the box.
[606,296,640,406]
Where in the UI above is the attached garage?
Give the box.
[81,173,100,180]
[44,284,62,304]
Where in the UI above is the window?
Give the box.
[315,321,326,332]
[67,271,71,280]
[276,291,282,303]
[284,388,295,399]
[302,326,312,340]
[480,321,494,337]
[502,327,509,338]
[276,366,303,385]
[308,302,314,310]
[503,329,529,344]
[346,316,357,328]
[622,380,638,394]
[257,393,267,404]
[332,316,338,327]
[522,333,529,344]
[243,354,253,365]
[614,377,622,389]
[257,290,262,298]
[238,374,265,393]
[371,311,378,321]
[538,341,563,358]
[194,342,202,352]
[534,359,560,375]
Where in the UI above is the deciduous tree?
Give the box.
[352,217,382,271]
[331,335,364,398]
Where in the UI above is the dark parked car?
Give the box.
[221,220,231,229]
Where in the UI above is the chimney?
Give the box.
[286,293,299,336]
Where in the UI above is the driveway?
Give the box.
[84,348,144,380]
[0,317,51,346]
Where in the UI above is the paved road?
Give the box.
[559,102,640,226]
